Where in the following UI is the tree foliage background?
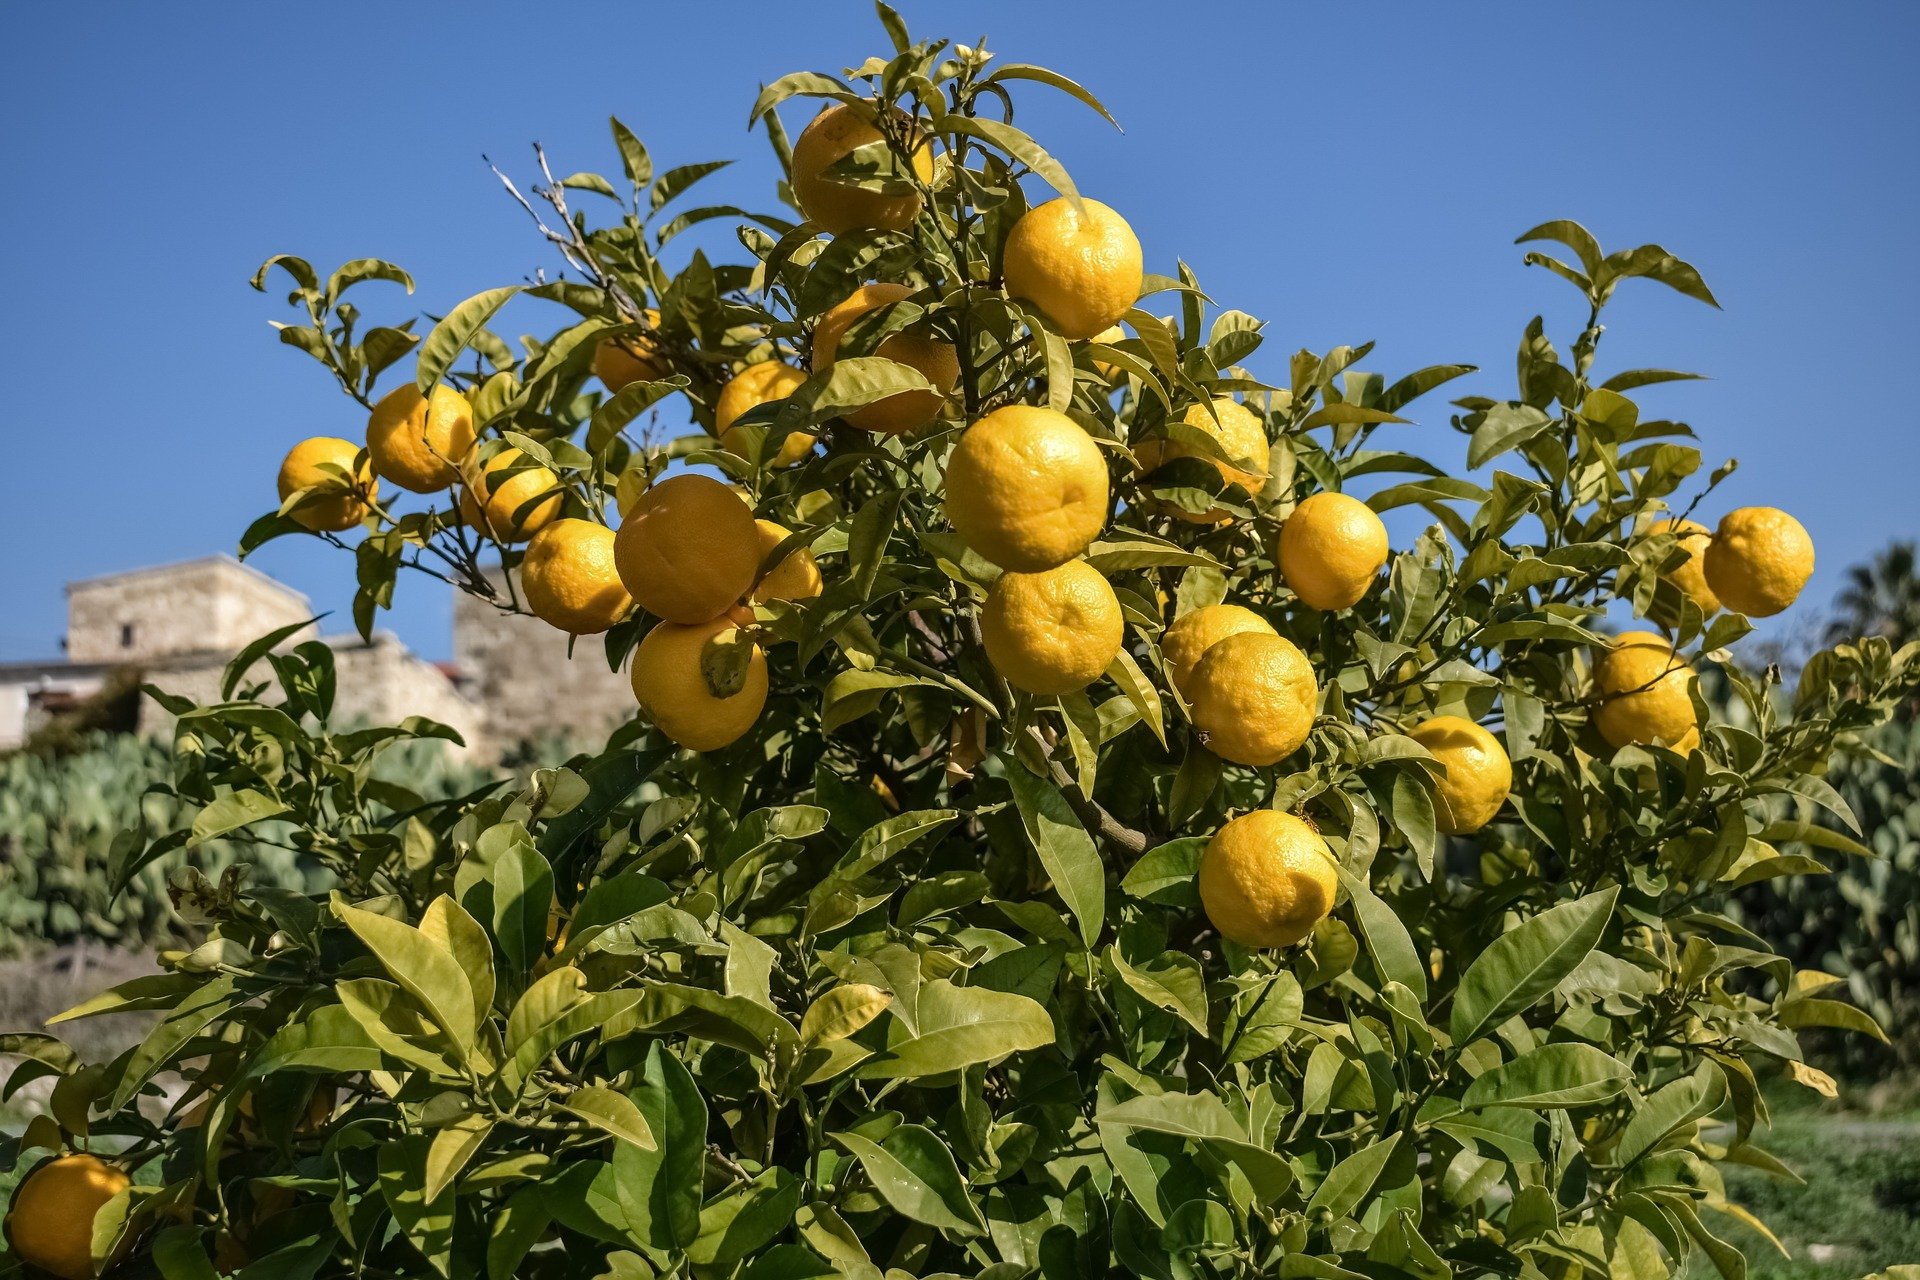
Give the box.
[5,10,1919,1280]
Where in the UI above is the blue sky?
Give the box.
[2,2,1915,661]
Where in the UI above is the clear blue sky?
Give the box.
[3,2,1915,661]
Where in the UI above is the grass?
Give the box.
[1690,1082,1920,1279]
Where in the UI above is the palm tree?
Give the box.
[1828,541,1920,646]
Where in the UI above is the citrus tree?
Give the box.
[7,9,1918,1278]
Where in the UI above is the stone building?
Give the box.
[0,557,629,758]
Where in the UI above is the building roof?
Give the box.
[64,553,312,606]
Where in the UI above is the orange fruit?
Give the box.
[752,520,824,602]
[593,311,668,390]
[630,608,767,751]
[1199,810,1339,949]
[790,102,935,235]
[277,437,376,532]
[1592,631,1698,751]
[810,283,959,435]
[613,473,761,623]
[1278,492,1390,611]
[1161,604,1276,696]
[365,384,474,492]
[980,560,1124,695]
[459,447,561,544]
[1702,506,1814,618]
[1187,632,1317,766]
[1407,716,1511,835]
[522,519,632,634]
[6,1154,131,1279]
[716,361,814,467]
[943,405,1110,572]
[1003,197,1143,340]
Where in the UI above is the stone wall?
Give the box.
[453,570,634,752]
[66,557,315,665]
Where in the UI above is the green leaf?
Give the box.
[1468,403,1553,469]
[1336,866,1426,1002]
[942,117,1079,205]
[1305,1133,1402,1219]
[1450,888,1617,1046]
[484,825,555,979]
[1778,997,1889,1043]
[805,356,934,423]
[1462,1043,1631,1109]
[1617,1063,1726,1166]
[1108,946,1208,1033]
[800,984,892,1046]
[424,1114,495,1202]
[985,64,1120,128]
[325,257,414,304]
[379,1136,456,1275]
[415,286,519,394]
[1003,759,1107,947]
[561,1085,658,1150]
[1096,1090,1294,1202]
[749,71,855,125]
[1106,649,1167,749]
[1120,839,1204,909]
[688,1169,804,1267]
[858,979,1054,1079]
[188,789,291,846]
[614,1043,707,1250]
[1515,220,1603,276]
[335,897,479,1058]
[832,1126,986,1235]
[111,976,238,1111]
[610,116,653,188]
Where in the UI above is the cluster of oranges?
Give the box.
[269,99,1820,961]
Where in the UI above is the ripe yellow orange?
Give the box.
[277,437,376,532]
[1187,631,1317,766]
[1002,197,1143,340]
[716,361,814,466]
[6,1153,130,1279]
[1702,506,1814,618]
[752,520,824,602]
[1161,604,1277,696]
[943,405,1110,572]
[980,560,1124,695]
[1198,810,1339,949]
[593,312,668,390]
[810,283,959,435]
[1135,398,1270,522]
[613,473,761,623]
[1649,517,1721,615]
[630,609,767,751]
[522,519,632,634]
[789,102,935,235]
[365,384,474,493]
[1278,492,1390,611]
[1408,716,1512,835]
[459,448,561,544]
[1592,631,1698,751]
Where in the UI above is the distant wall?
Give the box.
[453,570,633,752]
